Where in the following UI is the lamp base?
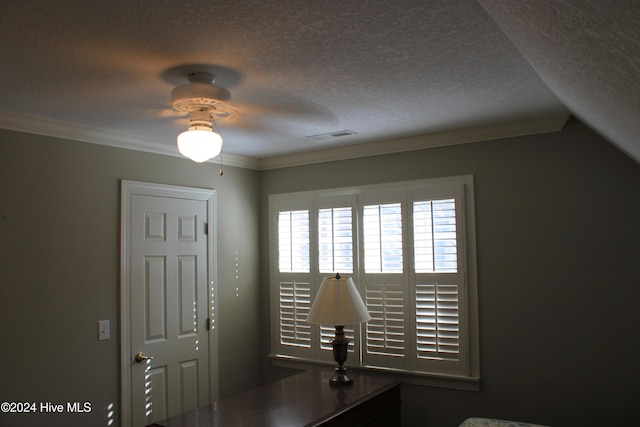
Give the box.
[330,366,353,386]
[329,325,353,386]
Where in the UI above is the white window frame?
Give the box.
[268,176,479,389]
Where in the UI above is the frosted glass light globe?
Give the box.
[177,129,223,163]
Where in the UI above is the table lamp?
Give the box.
[307,273,371,386]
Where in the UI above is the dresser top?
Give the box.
[150,370,401,427]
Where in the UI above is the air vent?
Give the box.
[305,130,357,141]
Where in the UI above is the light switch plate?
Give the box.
[98,320,110,341]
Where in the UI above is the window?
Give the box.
[269,177,479,383]
[363,203,403,273]
[318,207,353,273]
[278,210,310,273]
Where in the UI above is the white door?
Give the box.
[121,181,217,427]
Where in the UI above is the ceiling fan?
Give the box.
[170,72,240,163]
[162,66,337,163]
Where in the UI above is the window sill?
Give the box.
[268,354,480,392]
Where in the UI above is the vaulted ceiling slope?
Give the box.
[0,1,637,169]
[478,0,640,164]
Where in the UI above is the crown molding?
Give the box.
[257,115,570,170]
[0,109,260,170]
[1,109,568,171]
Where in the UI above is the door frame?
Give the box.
[120,180,219,427]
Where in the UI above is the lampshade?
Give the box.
[177,128,223,163]
[307,275,371,326]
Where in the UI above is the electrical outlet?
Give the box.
[98,320,110,341]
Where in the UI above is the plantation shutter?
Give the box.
[363,280,406,368]
[278,279,312,348]
[411,184,469,376]
[415,280,460,358]
[315,194,359,361]
[269,177,477,380]
[271,198,313,359]
[360,190,409,370]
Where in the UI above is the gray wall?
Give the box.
[258,119,640,426]
[2,118,639,427]
[0,129,261,427]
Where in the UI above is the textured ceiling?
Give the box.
[478,0,640,163]
[0,1,637,168]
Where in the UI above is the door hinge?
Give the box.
[204,223,209,235]
[206,318,211,331]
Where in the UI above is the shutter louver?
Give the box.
[416,282,459,360]
[279,280,312,347]
[365,284,405,357]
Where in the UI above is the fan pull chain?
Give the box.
[211,116,224,176]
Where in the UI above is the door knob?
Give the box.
[135,352,154,363]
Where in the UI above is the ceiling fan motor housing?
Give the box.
[171,82,230,113]
[186,110,214,131]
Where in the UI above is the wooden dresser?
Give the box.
[147,370,401,427]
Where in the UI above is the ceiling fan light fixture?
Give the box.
[177,128,222,163]
[171,73,230,163]
[176,110,223,163]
